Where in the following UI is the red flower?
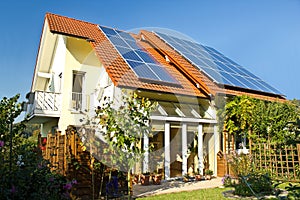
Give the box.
[42,138,47,144]
[39,145,46,151]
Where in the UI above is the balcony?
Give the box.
[26,91,62,123]
[71,92,84,111]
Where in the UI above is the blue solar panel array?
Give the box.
[155,32,282,95]
[99,26,179,85]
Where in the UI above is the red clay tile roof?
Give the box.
[45,13,207,98]
[140,30,286,102]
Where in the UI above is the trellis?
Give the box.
[251,143,300,182]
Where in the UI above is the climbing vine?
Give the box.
[218,95,300,146]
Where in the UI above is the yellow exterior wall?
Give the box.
[33,30,116,136]
[58,36,107,133]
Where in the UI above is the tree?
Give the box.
[0,94,26,171]
[252,100,300,145]
[96,92,157,198]
[219,95,300,148]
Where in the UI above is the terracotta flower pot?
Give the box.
[140,174,150,185]
[152,174,162,185]
[195,174,202,181]
[132,174,139,185]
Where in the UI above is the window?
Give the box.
[71,71,85,111]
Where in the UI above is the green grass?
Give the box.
[137,187,232,200]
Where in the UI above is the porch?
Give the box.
[142,101,218,178]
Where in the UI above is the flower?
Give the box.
[18,155,23,160]
[222,174,233,187]
[17,161,25,167]
[17,155,25,167]
[71,179,78,185]
[40,145,46,151]
[10,185,16,194]
[0,140,4,147]
[63,183,72,190]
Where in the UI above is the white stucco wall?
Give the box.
[48,35,66,93]
[32,20,58,92]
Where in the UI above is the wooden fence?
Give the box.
[39,126,128,199]
[251,143,300,181]
[40,126,97,199]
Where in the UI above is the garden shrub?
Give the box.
[222,174,234,187]
[227,150,253,177]
[226,150,274,197]
[0,152,76,199]
[285,183,300,200]
[0,95,75,199]
[234,173,273,197]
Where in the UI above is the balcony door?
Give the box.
[72,71,85,111]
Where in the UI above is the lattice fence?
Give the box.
[251,143,300,182]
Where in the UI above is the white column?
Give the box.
[182,123,187,176]
[143,134,149,173]
[198,124,204,175]
[164,122,170,179]
[214,125,219,176]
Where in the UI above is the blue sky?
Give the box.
[0,0,299,101]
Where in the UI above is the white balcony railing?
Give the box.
[26,91,62,118]
[71,92,83,111]
[70,92,89,112]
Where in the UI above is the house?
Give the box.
[25,13,285,179]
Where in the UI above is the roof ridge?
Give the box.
[45,12,98,26]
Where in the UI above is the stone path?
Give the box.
[133,177,223,198]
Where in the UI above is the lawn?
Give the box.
[136,187,232,200]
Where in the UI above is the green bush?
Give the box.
[227,151,253,177]
[222,174,234,187]
[234,173,273,197]
[285,183,300,199]
[0,95,75,199]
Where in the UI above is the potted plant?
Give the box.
[183,173,190,182]
[151,171,162,185]
[132,174,139,185]
[195,169,203,181]
[205,169,213,180]
[140,172,150,185]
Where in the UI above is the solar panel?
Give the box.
[155,32,282,95]
[99,26,179,85]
